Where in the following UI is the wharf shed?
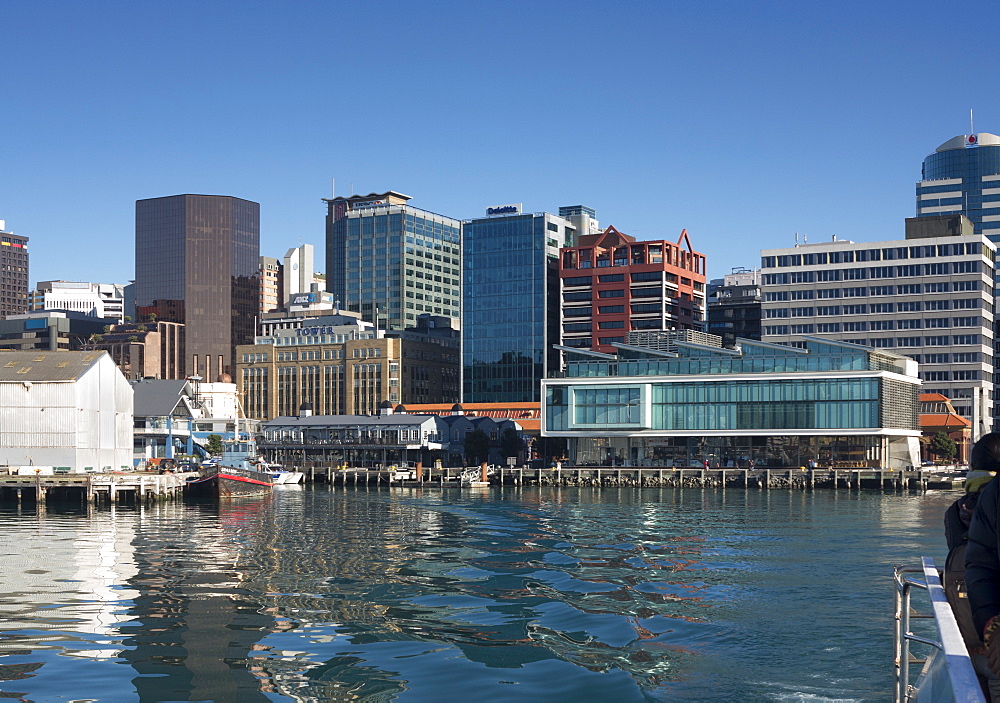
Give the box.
[0,351,133,470]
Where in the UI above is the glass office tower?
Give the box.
[324,192,461,331]
[917,133,1000,240]
[463,206,590,403]
[135,195,259,381]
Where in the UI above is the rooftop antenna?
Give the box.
[971,108,975,136]
[331,178,335,198]
[803,234,807,243]
[794,232,798,243]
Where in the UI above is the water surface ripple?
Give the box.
[0,486,957,701]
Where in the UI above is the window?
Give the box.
[954,280,979,291]
[897,301,922,312]
[870,303,894,313]
[871,320,894,330]
[843,304,867,315]
[765,291,789,301]
[953,334,979,345]
[564,291,592,302]
[599,274,625,282]
[598,320,625,329]
[817,269,842,282]
[790,307,814,317]
[829,251,854,263]
[599,305,625,313]
[897,337,922,347]
[816,306,841,316]
[843,321,867,331]
[897,319,922,329]
[764,325,789,335]
[844,287,868,297]
[954,261,979,274]
[816,322,841,333]
[765,308,790,318]
[954,317,979,327]
[954,370,980,380]
[922,371,950,381]
[954,352,980,362]
[923,282,949,293]
[790,290,815,300]
[925,300,951,310]
[564,276,592,286]
[925,335,950,346]
[790,324,814,334]
[598,289,625,298]
[923,354,950,364]
[817,288,841,299]
[925,318,950,328]
[954,299,979,309]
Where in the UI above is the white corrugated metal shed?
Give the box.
[0,351,133,470]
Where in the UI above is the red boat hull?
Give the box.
[186,466,274,498]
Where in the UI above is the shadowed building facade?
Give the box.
[135,195,260,381]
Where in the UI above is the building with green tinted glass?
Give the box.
[542,336,921,469]
[324,191,461,331]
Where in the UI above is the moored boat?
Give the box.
[186,438,274,498]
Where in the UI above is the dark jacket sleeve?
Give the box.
[965,478,1000,636]
[945,499,967,551]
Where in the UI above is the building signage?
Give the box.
[297,326,337,336]
[290,292,317,306]
[352,200,385,210]
[487,203,522,215]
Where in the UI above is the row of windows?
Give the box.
[921,370,987,381]
[763,261,984,283]
[765,300,985,317]
[762,242,985,267]
[563,271,686,286]
[764,280,986,300]
[762,328,982,346]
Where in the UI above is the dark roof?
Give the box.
[264,414,437,429]
[131,379,190,417]
[0,350,107,382]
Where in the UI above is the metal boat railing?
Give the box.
[893,557,985,702]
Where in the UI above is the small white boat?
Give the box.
[269,467,305,485]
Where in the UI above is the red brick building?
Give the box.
[559,226,707,353]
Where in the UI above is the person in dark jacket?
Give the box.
[962,433,1000,680]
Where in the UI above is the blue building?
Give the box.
[542,336,921,469]
[917,133,1000,240]
[324,191,461,331]
[462,204,598,403]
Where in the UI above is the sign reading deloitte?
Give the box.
[486,203,522,216]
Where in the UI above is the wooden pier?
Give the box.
[313,465,956,491]
[0,471,196,504]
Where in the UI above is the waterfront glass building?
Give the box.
[917,133,1000,239]
[463,206,588,403]
[543,336,921,469]
[324,192,461,331]
[135,195,260,381]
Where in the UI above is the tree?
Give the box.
[206,434,224,456]
[930,432,958,464]
[464,429,490,465]
[500,428,523,461]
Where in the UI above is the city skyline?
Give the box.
[4,1,999,287]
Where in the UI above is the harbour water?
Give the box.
[0,485,960,701]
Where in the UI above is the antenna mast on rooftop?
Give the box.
[971,109,975,136]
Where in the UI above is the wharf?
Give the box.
[314,466,957,491]
[0,471,197,504]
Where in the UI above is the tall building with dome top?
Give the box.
[917,133,1000,240]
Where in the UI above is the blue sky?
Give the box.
[3,0,998,285]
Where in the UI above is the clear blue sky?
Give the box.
[3,0,998,285]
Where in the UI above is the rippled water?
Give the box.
[0,486,958,701]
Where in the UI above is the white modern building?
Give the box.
[760,216,996,435]
[32,280,126,323]
[0,351,133,470]
[282,243,315,305]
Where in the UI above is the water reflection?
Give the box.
[0,486,963,701]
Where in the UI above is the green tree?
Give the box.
[929,432,957,463]
[464,428,490,465]
[206,434,224,456]
[500,428,523,461]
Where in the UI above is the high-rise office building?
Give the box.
[559,226,707,353]
[324,191,461,331]
[463,204,589,403]
[259,256,282,315]
[282,243,315,304]
[760,216,995,435]
[916,133,1000,240]
[135,195,260,381]
[0,220,29,319]
[708,268,762,347]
